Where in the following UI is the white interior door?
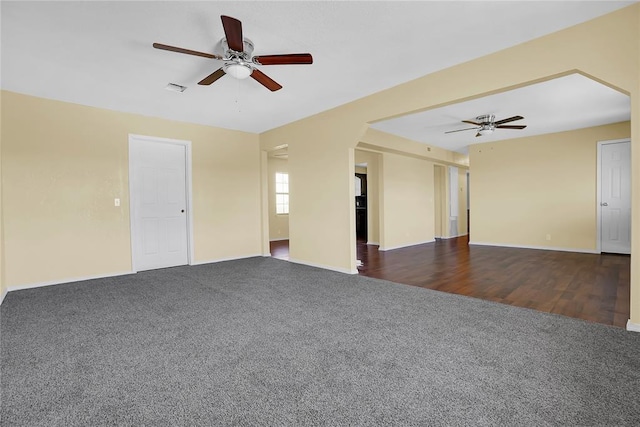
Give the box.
[130,137,189,271]
[600,140,631,254]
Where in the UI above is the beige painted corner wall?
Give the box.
[2,91,261,289]
[469,121,630,251]
[380,153,435,250]
[261,121,367,274]
[267,157,289,241]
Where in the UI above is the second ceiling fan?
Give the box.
[153,15,313,91]
[445,114,527,137]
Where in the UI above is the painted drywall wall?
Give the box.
[354,150,381,245]
[268,157,289,241]
[360,128,469,167]
[469,121,631,251]
[458,168,468,236]
[380,153,435,250]
[262,121,366,273]
[261,5,639,320]
[1,91,261,289]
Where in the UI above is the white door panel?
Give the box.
[131,138,189,271]
[600,141,631,254]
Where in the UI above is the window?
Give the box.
[275,172,289,214]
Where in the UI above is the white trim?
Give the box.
[596,138,631,255]
[190,254,262,266]
[128,134,194,273]
[366,241,380,246]
[438,233,468,240]
[0,288,7,306]
[469,241,599,254]
[379,239,435,252]
[626,320,640,333]
[596,141,603,254]
[5,271,135,293]
[288,258,358,275]
[269,238,290,242]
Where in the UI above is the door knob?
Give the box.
[601,202,608,206]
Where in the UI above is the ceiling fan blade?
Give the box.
[461,120,481,126]
[476,132,482,137]
[250,69,282,91]
[444,127,480,134]
[153,43,224,60]
[496,125,527,129]
[198,68,226,85]
[221,15,244,52]
[253,53,313,65]
[494,115,524,125]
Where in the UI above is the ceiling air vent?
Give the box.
[165,83,187,93]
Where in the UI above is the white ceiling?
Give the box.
[1,1,635,134]
[370,74,631,153]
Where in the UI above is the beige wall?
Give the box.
[469,121,631,251]
[361,128,469,167]
[457,167,469,236]
[267,157,289,241]
[380,153,435,250]
[2,91,261,289]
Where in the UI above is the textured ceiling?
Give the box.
[371,74,631,153]
[1,1,635,134]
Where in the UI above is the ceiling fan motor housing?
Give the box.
[221,37,255,78]
[477,114,495,124]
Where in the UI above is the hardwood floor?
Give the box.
[270,237,630,327]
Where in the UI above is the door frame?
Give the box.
[433,164,447,238]
[128,134,194,272]
[596,138,631,254]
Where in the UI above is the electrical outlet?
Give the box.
[546,234,551,241]
[114,198,120,207]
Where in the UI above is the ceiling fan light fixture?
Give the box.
[478,128,494,136]
[224,63,252,79]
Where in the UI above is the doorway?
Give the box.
[129,134,193,271]
[598,139,631,254]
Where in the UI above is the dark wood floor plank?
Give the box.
[270,237,630,327]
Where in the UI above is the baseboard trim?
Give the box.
[366,241,380,246]
[379,239,435,252]
[468,241,599,254]
[438,233,469,240]
[6,270,136,294]
[626,320,640,333]
[191,253,263,266]
[288,258,358,275]
[268,238,289,242]
[0,288,7,306]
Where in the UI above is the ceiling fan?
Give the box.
[445,114,527,137]
[153,15,313,92]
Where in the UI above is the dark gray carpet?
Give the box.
[1,257,639,426]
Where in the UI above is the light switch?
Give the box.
[114,198,120,207]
